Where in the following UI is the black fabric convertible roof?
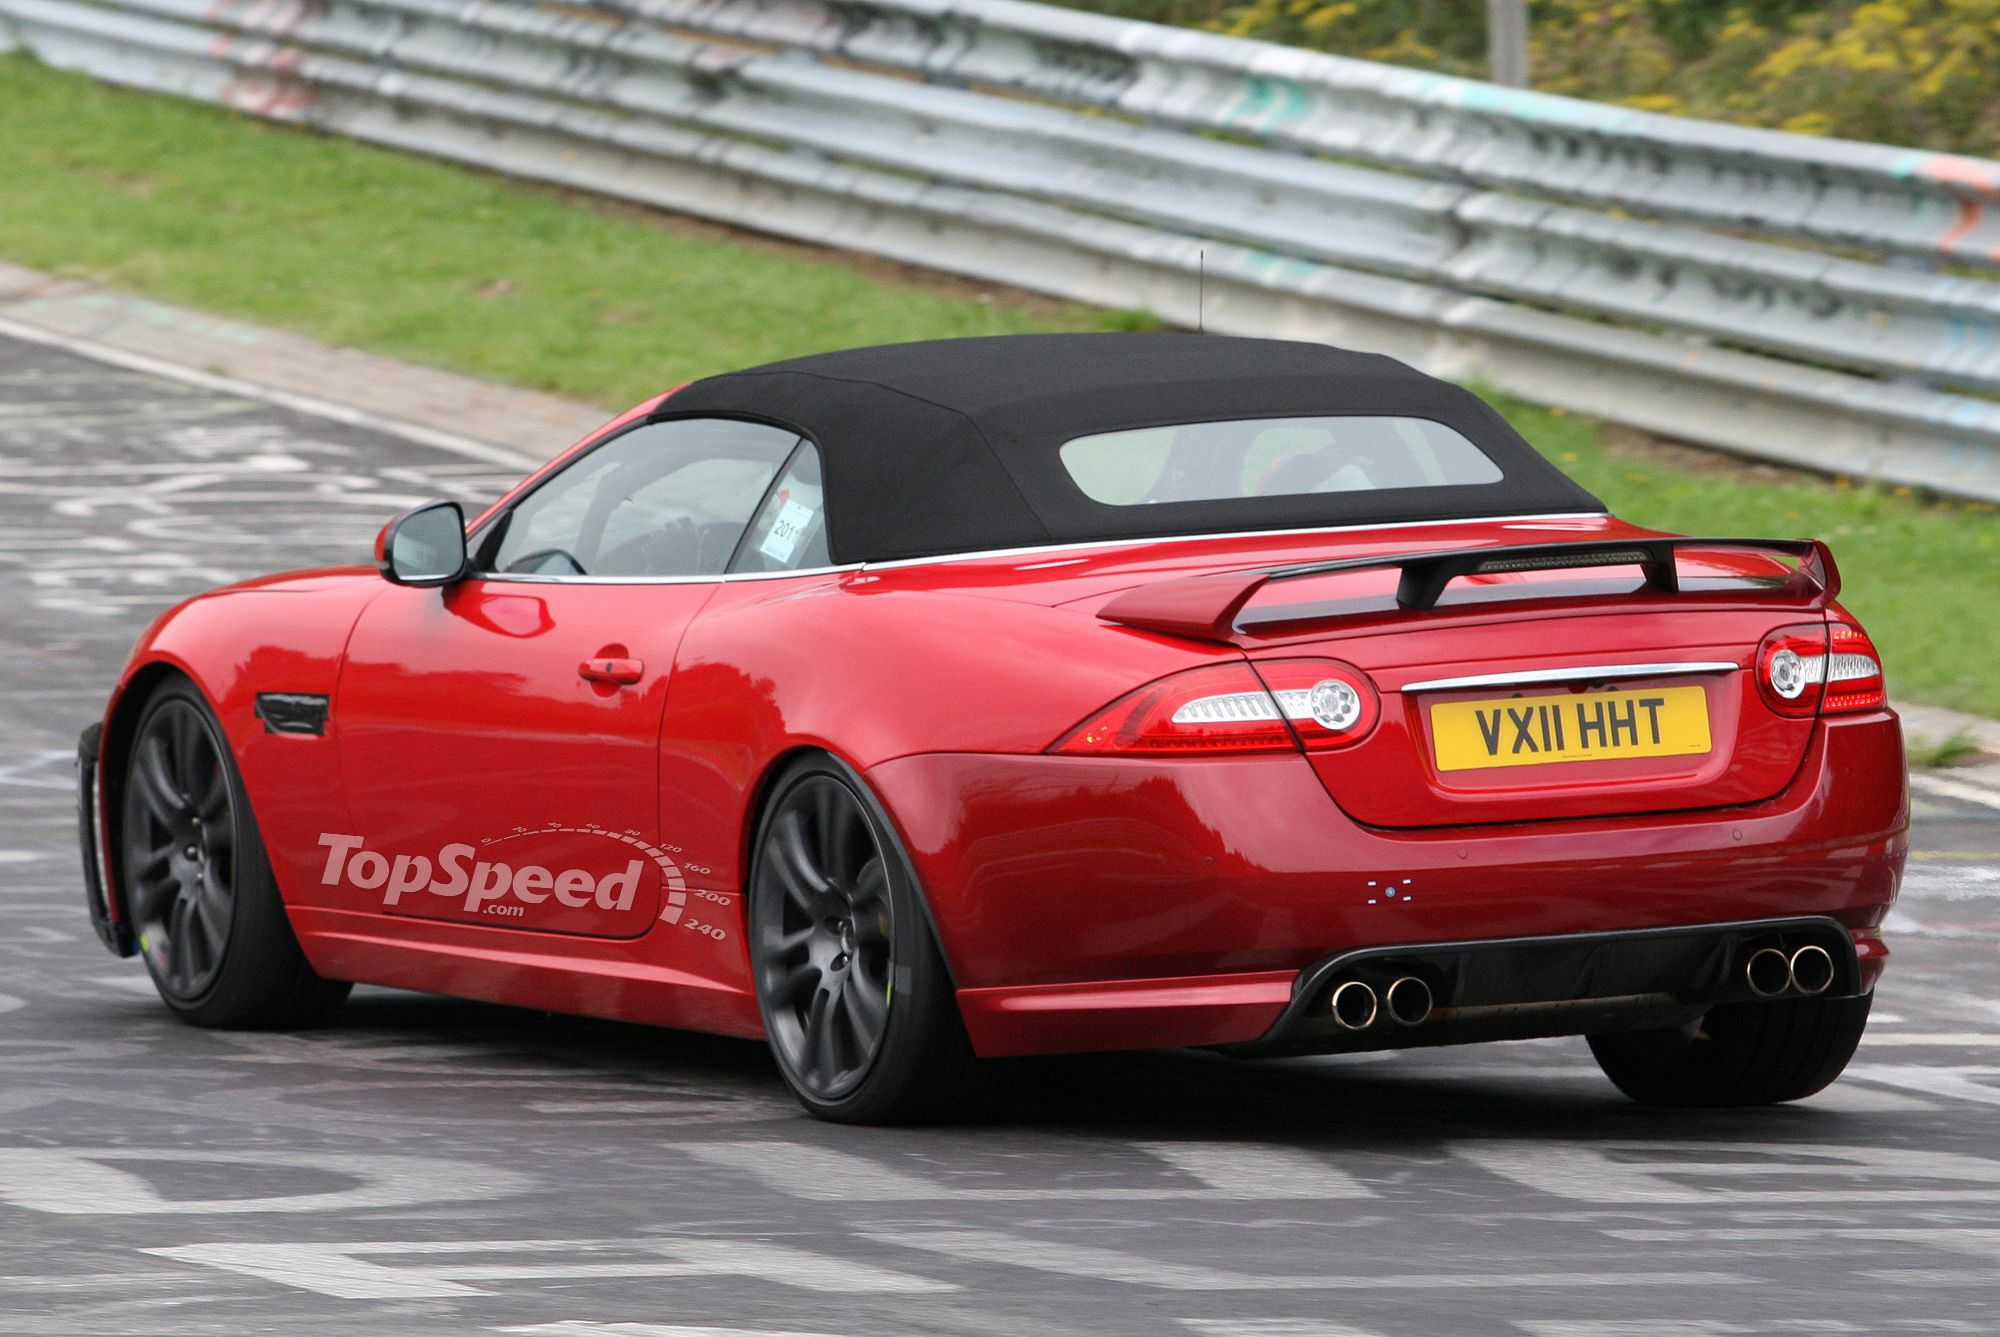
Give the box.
[660,334,1603,564]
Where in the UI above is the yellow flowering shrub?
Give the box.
[1064,0,2000,156]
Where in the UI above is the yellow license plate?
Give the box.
[1430,684,1712,772]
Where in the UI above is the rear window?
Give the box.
[1059,415,1504,506]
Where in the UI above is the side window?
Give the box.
[483,418,800,578]
[731,443,832,573]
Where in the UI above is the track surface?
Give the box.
[2,333,1997,1336]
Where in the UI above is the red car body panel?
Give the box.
[86,372,1908,1062]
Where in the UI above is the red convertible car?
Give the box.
[78,335,1905,1122]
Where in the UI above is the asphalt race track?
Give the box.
[2,331,1998,1336]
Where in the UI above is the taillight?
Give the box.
[1250,658,1380,751]
[1756,620,1886,717]
[1822,622,1886,713]
[1050,660,1378,756]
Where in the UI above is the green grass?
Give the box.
[2,55,1996,714]
[0,55,1107,402]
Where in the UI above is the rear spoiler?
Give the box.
[1096,537,1839,643]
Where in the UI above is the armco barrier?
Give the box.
[6,0,2000,501]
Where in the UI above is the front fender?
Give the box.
[94,570,388,938]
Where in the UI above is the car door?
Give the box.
[329,415,804,938]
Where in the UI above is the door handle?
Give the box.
[579,656,645,686]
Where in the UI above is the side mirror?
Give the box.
[376,500,468,587]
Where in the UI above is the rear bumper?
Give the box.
[958,915,1877,1058]
[868,711,1905,1057]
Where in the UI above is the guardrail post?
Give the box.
[1486,0,1530,88]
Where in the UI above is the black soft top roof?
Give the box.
[661,333,1603,564]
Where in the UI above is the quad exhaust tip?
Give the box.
[1789,944,1835,996]
[1745,947,1793,998]
[1744,943,1837,997]
[1384,975,1434,1027]
[1329,980,1378,1031]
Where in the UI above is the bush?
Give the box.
[1064,0,2000,156]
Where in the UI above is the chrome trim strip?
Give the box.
[1398,661,1741,693]
[456,512,1610,586]
[856,512,1612,572]
[466,564,862,586]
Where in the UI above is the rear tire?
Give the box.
[1588,992,1872,1107]
[119,676,349,1029]
[747,754,985,1124]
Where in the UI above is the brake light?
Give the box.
[1250,658,1380,751]
[1756,621,1886,717]
[1050,661,1379,756]
[1823,622,1886,713]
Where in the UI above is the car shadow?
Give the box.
[315,987,1880,1151]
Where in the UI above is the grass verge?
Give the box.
[1,55,1994,715]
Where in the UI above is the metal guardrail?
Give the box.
[7,0,2000,501]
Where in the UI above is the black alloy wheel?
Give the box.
[118,677,350,1028]
[123,696,237,1001]
[747,755,985,1123]
[753,773,896,1101]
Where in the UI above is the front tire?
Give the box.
[1588,992,1873,1107]
[119,676,349,1028]
[747,754,983,1123]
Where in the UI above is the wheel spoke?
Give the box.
[128,864,178,928]
[196,764,228,823]
[811,987,844,1080]
[188,891,227,973]
[848,859,888,914]
[166,895,194,991]
[812,783,860,884]
[133,739,182,827]
[167,709,204,795]
[771,959,819,1009]
[769,924,814,960]
[772,812,829,909]
[800,989,833,1082]
[845,966,889,1039]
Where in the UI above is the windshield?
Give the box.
[1059,415,1504,506]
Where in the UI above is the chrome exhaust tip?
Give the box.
[1789,944,1835,996]
[1384,975,1434,1027]
[1746,947,1792,998]
[1329,979,1379,1031]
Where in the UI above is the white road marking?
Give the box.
[1909,773,2000,812]
[0,1148,529,1215]
[144,1239,955,1300]
[685,1141,1375,1201]
[0,993,20,1015]
[1605,1226,2000,1259]
[864,1229,1743,1291]
[1849,1065,2000,1107]
[501,1325,852,1337]
[1454,1140,2000,1204]
[1859,1034,2000,1046]
[1181,1322,1396,1336]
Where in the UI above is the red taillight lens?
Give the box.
[1756,620,1886,717]
[1822,622,1886,713]
[1251,658,1381,752]
[1050,660,1379,757]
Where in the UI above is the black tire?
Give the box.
[746,753,985,1124]
[118,676,349,1029]
[1588,992,1873,1107]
